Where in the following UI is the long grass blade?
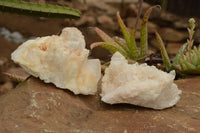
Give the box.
[129,30,139,58]
[140,7,152,57]
[94,27,129,57]
[116,12,130,46]
[117,12,139,58]
[155,32,171,71]
[114,39,130,54]
[90,42,129,58]
[95,27,119,46]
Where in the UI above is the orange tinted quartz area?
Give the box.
[38,42,82,57]
[39,42,47,51]
[63,45,81,56]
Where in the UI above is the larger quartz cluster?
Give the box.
[11,27,101,95]
[101,52,182,109]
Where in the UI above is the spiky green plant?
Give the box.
[156,18,200,75]
[0,0,80,19]
[90,7,154,60]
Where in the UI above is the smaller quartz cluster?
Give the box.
[101,52,182,109]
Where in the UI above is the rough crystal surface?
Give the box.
[11,27,101,95]
[101,52,182,109]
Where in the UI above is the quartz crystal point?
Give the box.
[101,52,181,109]
[11,27,101,95]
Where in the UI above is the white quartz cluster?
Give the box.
[11,27,181,109]
[101,52,181,109]
[11,27,101,95]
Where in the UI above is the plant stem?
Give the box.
[189,29,193,62]
[188,18,195,63]
[189,29,193,51]
[134,0,143,35]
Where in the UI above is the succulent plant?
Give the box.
[90,6,154,61]
[0,0,80,19]
[156,18,200,75]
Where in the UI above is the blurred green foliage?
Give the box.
[0,0,80,19]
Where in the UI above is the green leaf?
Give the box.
[155,32,171,71]
[0,0,81,19]
[114,39,130,55]
[116,12,130,45]
[191,50,199,66]
[185,52,192,63]
[90,42,129,58]
[95,27,118,47]
[129,30,139,58]
[94,27,130,58]
[185,61,197,70]
[194,46,200,66]
[179,59,187,71]
[140,7,152,57]
[116,12,137,58]
[180,57,196,70]
[173,43,187,66]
